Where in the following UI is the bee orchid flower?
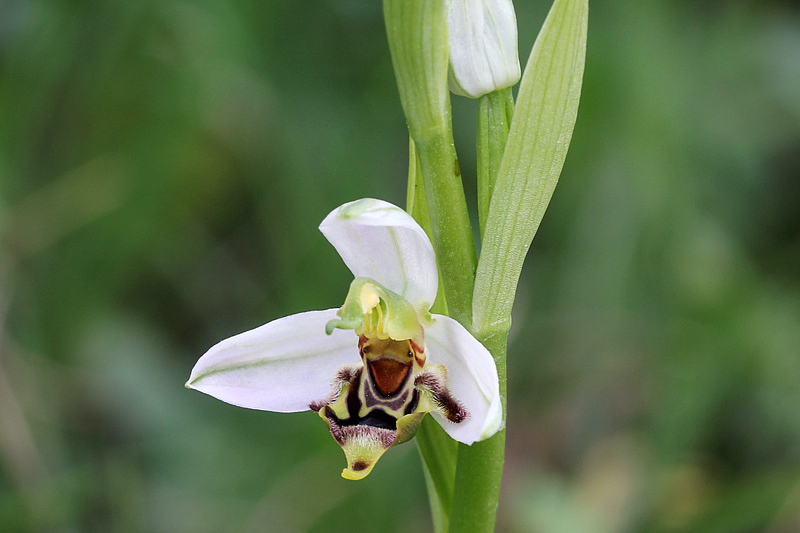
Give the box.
[187,199,502,480]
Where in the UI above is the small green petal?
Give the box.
[326,278,424,345]
[394,411,428,446]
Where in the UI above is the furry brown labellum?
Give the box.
[368,358,411,396]
[359,336,417,397]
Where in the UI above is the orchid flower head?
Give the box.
[187,199,502,480]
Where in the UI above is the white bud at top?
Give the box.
[447,0,521,98]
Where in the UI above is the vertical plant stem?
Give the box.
[415,132,476,325]
[407,137,433,240]
[416,419,458,533]
[448,88,515,533]
[408,138,457,533]
[477,88,515,237]
[386,2,588,531]
[448,330,508,533]
[384,0,477,326]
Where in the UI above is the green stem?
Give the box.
[477,88,515,238]
[407,137,433,241]
[448,329,508,533]
[408,138,457,533]
[415,132,476,326]
[446,82,515,533]
[416,418,458,533]
[384,0,477,326]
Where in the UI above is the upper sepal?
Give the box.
[319,199,438,311]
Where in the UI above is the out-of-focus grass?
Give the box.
[1,1,798,531]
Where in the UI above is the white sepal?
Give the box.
[319,198,438,310]
[187,309,359,412]
[425,314,503,443]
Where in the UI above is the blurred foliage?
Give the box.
[1,0,799,531]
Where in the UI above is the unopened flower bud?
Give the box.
[447,0,521,98]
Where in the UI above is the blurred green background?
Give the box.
[1,0,799,531]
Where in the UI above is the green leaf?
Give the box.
[473,0,589,337]
[407,140,457,533]
[450,0,588,530]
